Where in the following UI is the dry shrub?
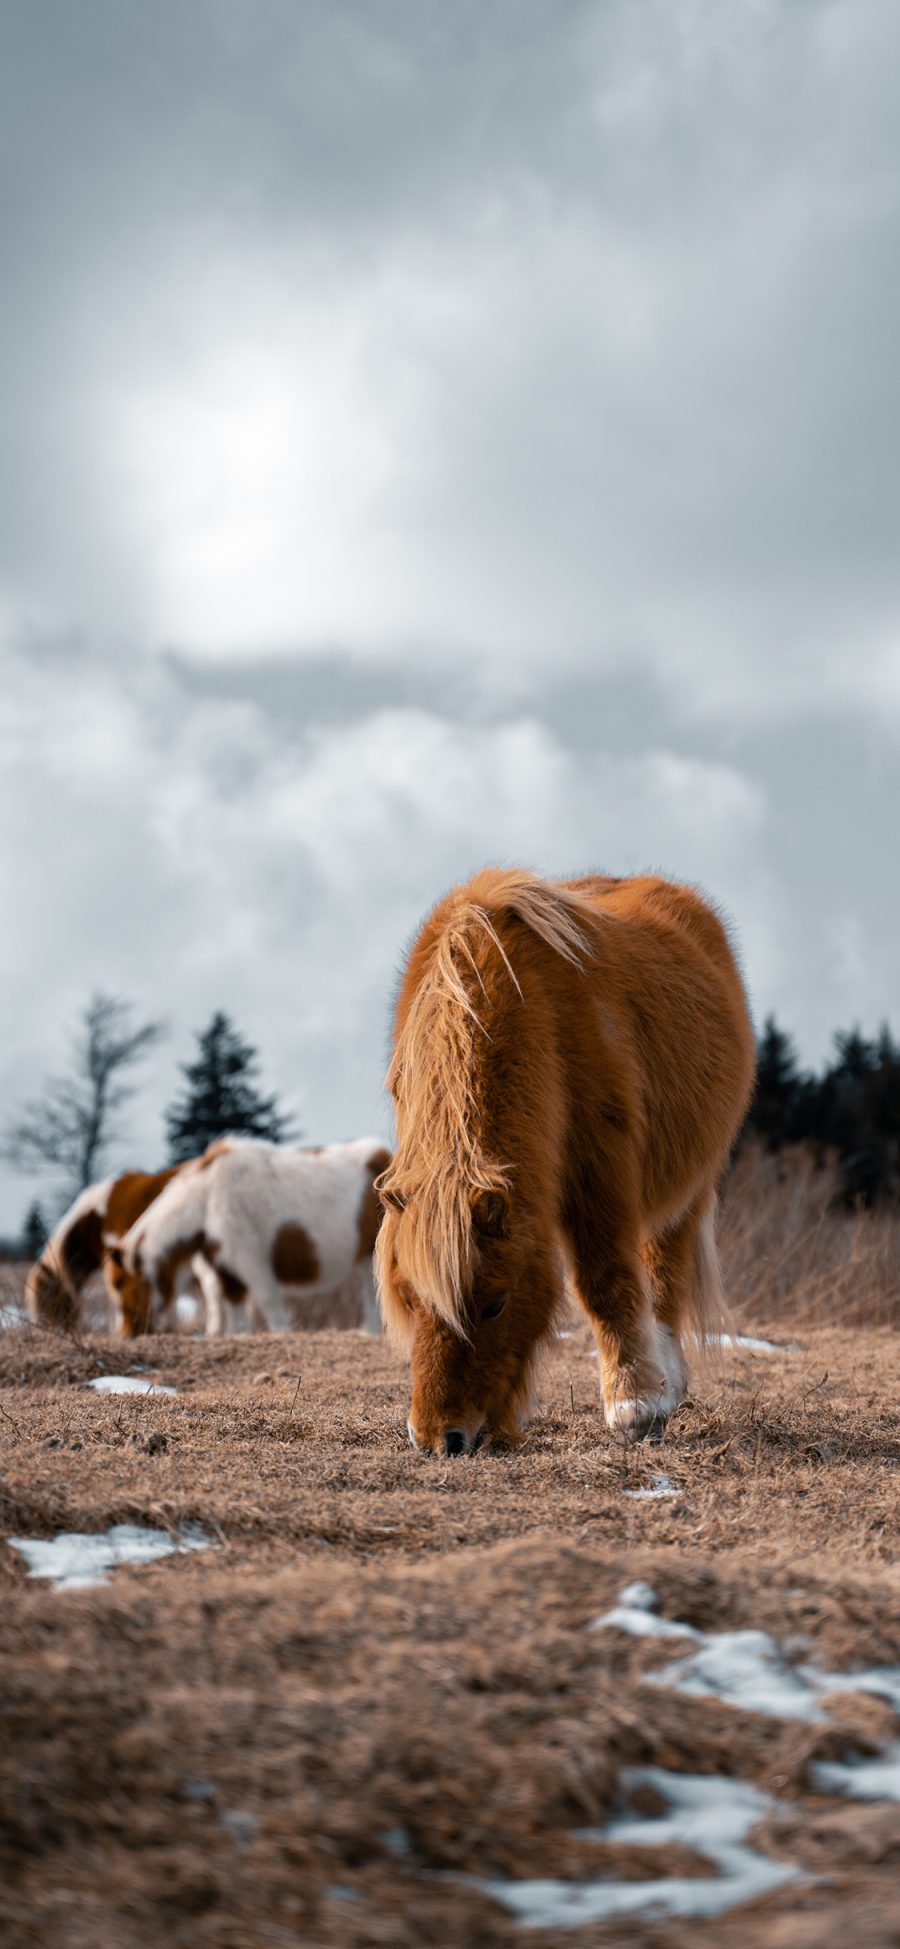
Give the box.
[720,1140,900,1328]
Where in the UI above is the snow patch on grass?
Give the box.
[595,1584,900,1735]
[476,1768,799,1926]
[812,1748,900,1804]
[623,1473,680,1500]
[708,1333,784,1354]
[660,1628,823,1720]
[88,1375,176,1396]
[7,1523,211,1589]
[587,1332,784,1361]
[590,1581,701,1641]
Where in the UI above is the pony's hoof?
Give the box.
[603,1324,686,1441]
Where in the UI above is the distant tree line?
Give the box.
[6,989,899,1254]
[746,1017,900,1207]
[3,994,299,1250]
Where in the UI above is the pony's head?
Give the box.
[376,1178,562,1454]
[106,1243,155,1336]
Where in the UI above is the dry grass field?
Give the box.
[1,1148,899,1949]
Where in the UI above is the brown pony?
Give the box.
[375,867,756,1455]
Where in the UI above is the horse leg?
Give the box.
[103,1259,129,1335]
[357,1260,381,1334]
[564,1196,686,1440]
[643,1186,724,1348]
[192,1254,225,1336]
[248,1273,291,1332]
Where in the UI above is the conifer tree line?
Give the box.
[746,1017,900,1207]
[3,997,299,1242]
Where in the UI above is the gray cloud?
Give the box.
[2,4,898,1227]
[3,639,899,1230]
[2,0,899,700]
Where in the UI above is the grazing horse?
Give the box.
[375,867,756,1455]
[116,1137,392,1334]
[25,1166,184,1336]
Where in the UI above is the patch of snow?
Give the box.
[7,1522,211,1590]
[381,1827,412,1857]
[594,1585,900,1729]
[590,1582,701,1641]
[220,1808,258,1849]
[88,1375,176,1397]
[814,1665,900,1715]
[709,1333,783,1354]
[624,1473,681,1501]
[586,1333,783,1358]
[0,1303,28,1330]
[660,1629,824,1721]
[661,1633,900,1726]
[476,1768,799,1927]
[812,1747,900,1804]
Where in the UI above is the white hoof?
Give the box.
[604,1323,686,1441]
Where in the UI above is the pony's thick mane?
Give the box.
[380,870,597,1336]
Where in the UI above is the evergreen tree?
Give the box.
[817,1024,900,1207]
[21,1200,48,1260]
[747,1016,808,1150]
[165,1012,298,1162]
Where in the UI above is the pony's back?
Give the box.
[203,1136,392,1292]
[123,1154,213,1272]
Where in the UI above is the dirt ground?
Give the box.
[1,1275,899,1948]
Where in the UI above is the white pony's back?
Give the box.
[122,1136,390,1333]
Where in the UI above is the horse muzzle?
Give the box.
[407,1419,485,1457]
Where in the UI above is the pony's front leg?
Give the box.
[565,1212,686,1440]
[191,1254,225,1336]
[356,1261,381,1334]
[251,1278,292,1332]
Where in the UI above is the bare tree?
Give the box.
[4,993,164,1196]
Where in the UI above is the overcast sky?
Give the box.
[2,0,899,1230]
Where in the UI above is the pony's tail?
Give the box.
[24,1253,76,1329]
[683,1190,732,1364]
[25,1198,105,1331]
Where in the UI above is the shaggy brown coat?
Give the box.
[376,867,756,1454]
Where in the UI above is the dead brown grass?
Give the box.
[1,1154,899,1948]
[721,1141,900,1329]
[1,1309,899,1949]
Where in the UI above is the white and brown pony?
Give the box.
[375,867,756,1455]
[25,1166,183,1336]
[116,1137,391,1334]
